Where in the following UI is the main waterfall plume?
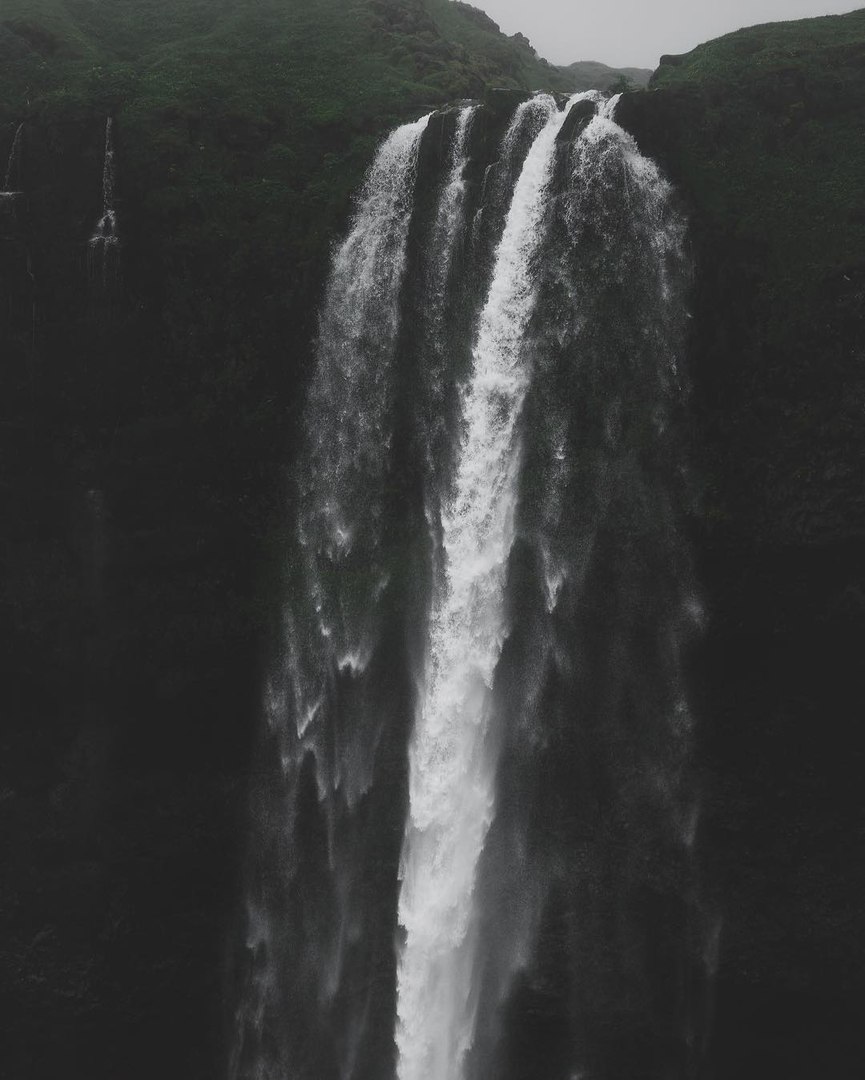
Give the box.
[231,91,711,1080]
[395,92,592,1080]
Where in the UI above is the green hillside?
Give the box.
[642,8,865,367]
[564,59,651,89]
[653,7,865,88]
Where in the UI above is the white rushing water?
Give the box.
[300,110,431,727]
[395,92,591,1080]
[287,108,433,860]
[432,105,476,270]
[306,112,430,559]
[422,104,477,534]
[230,112,433,1080]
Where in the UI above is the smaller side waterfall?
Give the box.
[305,112,431,575]
[89,118,120,282]
[230,113,433,1080]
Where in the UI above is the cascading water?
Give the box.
[461,93,710,1080]
[232,90,712,1080]
[395,92,591,1080]
[89,117,119,282]
[230,113,432,1080]
[418,103,476,500]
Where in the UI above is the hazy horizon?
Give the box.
[468,0,862,68]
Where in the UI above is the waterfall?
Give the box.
[395,92,591,1080]
[418,103,476,533]
[89,118,119,281]
[233,90,710,1080]
[303,112,430,613]
[230,113,432,1080]
[2,122,23,193]
[466,94,707,1080]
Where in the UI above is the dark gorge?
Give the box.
[2,3,864,1079]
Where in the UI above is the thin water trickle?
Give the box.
[89,118,120,285]
[2,122,23,193]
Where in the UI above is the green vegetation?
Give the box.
[0,0,577,313]
[564,60,650,91]
[0,0,654,298]
[653,8,865,87]
[616,9,865,544]
[650,9,865,285]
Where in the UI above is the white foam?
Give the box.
[395,93,594,1080]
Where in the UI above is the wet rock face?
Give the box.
[0,113,274,1079]
[618,53,865,1080]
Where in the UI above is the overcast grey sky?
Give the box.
[470,0,860,68]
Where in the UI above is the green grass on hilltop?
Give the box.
[425,0,572,90]
[652,7,865,88]
[649,8,865,292]
[627,8,865,544]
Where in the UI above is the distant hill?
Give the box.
[562,59,652,90]
[425,1,651,90]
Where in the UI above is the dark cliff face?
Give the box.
[1,3,864,1078]
[0,116,268,1076]
[617,13,865,1078]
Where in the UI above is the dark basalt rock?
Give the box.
[556,97,597,143]
[483,85,531,118]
